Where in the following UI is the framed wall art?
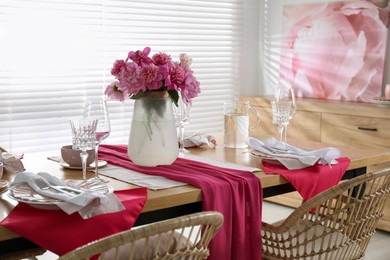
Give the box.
[263,0,390,102]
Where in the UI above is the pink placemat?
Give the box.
[98,144,262,260]
[1,188,147,256]
[262,157,350,201]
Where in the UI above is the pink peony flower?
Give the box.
[105,81,127,102]
[181,73,201,105]
[179,53,192,70]
[280,1,389,102]
[111,60,127,76]
[152,52,171,65]
[166,62,186,91]
[140,64,166,90]
[128,47,153,67]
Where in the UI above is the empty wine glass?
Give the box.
[84,98,111,183]
[276,87,297,144]
[271,100,292,147]
[172,97,191,155]
[70,119,97,180]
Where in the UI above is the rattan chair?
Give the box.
[59,211,223,260]
[262,168,390,260]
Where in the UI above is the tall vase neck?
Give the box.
[142,91,169,98]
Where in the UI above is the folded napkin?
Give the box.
[247,137,341,170]
[183,132,216,148]
[98,144,262,260]
[0,150,25,174]
[0,188,147,256]
[262,157,350,201]
[11,172,125,219]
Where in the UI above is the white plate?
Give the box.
[249,150,309,170]
[60,160,108,170]
[371,97,390,107]
[8,180,113,210]
[0,180,10,194]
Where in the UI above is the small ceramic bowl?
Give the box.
[0,162,3,179]
[385,84,390,100]
[61,145,95,167]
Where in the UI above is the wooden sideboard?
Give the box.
[241,95,390,232]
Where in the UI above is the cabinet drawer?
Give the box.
[322,114,390,149]
[250,107,321,142]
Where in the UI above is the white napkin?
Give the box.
[246,137,340,170]
[0,151,25,174]
[11,172,125,219]
[183,132,216,148]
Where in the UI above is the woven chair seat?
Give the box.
[266,218,361,259]
[262,168,390,260]
[59,211,223,260]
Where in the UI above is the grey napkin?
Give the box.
[246,137,340,170]
[11,172,124,219]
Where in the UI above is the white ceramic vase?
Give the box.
[128,91,179,166]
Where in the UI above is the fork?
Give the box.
[35,178,81,196]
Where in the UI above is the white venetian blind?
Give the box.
[0,0,242,154]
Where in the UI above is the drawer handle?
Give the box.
[357,127,378,131]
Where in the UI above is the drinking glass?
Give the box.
[276,88,297,143]
[70,119,97,180]
[172,97,191,155]
[84,98,111,182]
[271,100,292,145]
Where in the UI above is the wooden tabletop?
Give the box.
[1,137,389,242]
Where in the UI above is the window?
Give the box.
[0,0,259,154]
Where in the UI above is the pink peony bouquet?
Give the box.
[105,47,200,106]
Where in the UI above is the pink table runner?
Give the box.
[98,144,262,260]
[262,157,350,201]
[1,188,147,256]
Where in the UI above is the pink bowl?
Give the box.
[61,145,95,167]
[385,84,390,99]
[0,162,3,178]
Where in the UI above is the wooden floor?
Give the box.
[36,201,390,260]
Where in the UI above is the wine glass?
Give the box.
[70,119,97,180]
[271,100,292,147]
[276,87,296,144]
[83,98,111,182]
[172,97,191,155]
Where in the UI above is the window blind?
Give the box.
[0,0,243,154]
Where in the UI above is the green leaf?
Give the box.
[131,91,145,100]
[168,90,179,107]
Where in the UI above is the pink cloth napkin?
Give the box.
[98,144,262,260]
[262,157,350,201]
[0,188,147,256]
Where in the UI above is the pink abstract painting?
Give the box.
[280,0,390,102]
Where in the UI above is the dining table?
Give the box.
[0,136,389,257]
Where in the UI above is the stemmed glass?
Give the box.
[83,98,111,182]
[276,88,297,144]
[172,96,191,155]
[271,100,292,146]
[70,119,97,180]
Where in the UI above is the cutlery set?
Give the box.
[35,178,83,196]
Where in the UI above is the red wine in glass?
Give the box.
[96,131,110,142]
